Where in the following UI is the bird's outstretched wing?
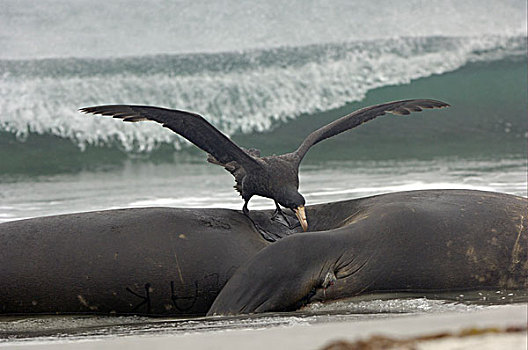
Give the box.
[292,99,449,164]
[80,105,263,171]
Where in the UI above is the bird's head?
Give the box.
[278,189,308,232]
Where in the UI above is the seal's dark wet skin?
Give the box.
[0,207,266,316]
[0,190,526,317]
[208,190,528,315]
[80,99,449,233]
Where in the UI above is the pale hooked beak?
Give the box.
[294,205,308,231]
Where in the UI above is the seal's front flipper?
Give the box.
[207,234,333,315]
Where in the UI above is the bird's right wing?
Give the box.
[80,105,263,171]
[292,99,449,164]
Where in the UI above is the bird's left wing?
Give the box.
[292,99,449,164]
[80,105,263,171]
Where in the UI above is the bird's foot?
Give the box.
[271,209,301,230]
[271,207,290,226]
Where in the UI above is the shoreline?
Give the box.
[3,304,526,349]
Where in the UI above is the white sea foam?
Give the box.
[304,297,484,314]
[0,35,524,151]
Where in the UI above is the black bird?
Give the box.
[80,99,449,231]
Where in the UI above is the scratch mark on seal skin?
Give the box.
[342,210,369,226]
[510,215,524,270]
[174,253,185,285]
[77,295,98,311]
[337,209,360,226]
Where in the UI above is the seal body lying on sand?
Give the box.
[0,208,269,315]
[208,189,528,315]
[0,190,526,316]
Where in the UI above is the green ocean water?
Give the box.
[236,58,527,161]
[1,57,526,176]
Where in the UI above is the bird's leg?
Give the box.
[270,201,282,220]
[242,200,250,217]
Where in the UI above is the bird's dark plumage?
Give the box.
[80,105,263,172]
[80,99,450,231]
[292,99,449,164]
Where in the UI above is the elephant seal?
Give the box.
[0,208,271,315]
[0,190,526,316]
[208,190,528,315]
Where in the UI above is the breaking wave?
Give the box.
[0,35,525,152]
